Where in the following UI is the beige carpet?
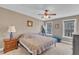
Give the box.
[42,43,72,55]
[1,43,72,55]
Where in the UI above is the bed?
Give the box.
[19,33,53,55]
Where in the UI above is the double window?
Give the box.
[63,19,76,38]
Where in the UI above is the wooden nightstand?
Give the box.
[3,38,18,53]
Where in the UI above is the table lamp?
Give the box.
[8,26,16,40]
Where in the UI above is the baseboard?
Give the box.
[61,41,72,45]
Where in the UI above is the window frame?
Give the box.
[63,19,77,39]
[46,22,53,35]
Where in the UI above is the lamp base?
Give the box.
[10,32,13,40]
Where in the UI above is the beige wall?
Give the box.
[76,16,79,33]
[52,20,63,37]
[0,7,43,48]
[0,7,43,35]
[45,15,79,41]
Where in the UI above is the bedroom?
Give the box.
[0,4,79,55]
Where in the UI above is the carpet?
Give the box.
[0,43,72,55]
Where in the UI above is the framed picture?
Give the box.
[27,20,33,27]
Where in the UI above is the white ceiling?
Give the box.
[0,4,79,20]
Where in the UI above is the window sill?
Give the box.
[46,34,53,37]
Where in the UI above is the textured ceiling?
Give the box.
[0,4,79,20]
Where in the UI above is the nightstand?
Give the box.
[3,38,18,53]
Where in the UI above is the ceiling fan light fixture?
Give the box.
[41,15,50,20]
[44,15,49,18]
[39,9,56,20]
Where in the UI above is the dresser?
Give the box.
[73,34,79,55]
[4,38,18,53]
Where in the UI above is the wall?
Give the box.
[76,16,79,33]
[45,15,79,42]
[52,20,62,37]
[0,7,43,48]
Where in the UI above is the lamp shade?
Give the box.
[8,26,16,32]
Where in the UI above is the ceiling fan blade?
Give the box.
[38,14,44,15]
[48,14,56,15]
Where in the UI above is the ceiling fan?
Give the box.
[38,9,56,19]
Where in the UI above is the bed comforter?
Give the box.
[19,33,53,55]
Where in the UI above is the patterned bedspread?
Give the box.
[19,33,53,55]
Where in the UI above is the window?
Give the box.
[46,22,52,35]
[63,19,76,38]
